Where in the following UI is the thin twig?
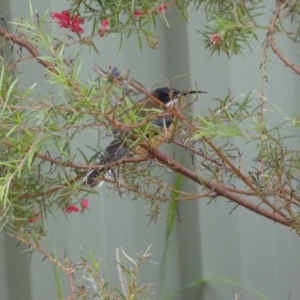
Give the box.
[267,1,300,74]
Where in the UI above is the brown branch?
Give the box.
[0,27,81,92]
[220,184,256,196]
[146,146,291,227]
[0,27,58,74]
[6,233,72,273]
[172,139,229,170]
[267,1,300,74]
[1,139,147,170]
[99,117,292,226]
[202,136,287,217]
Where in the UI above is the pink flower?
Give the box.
[100,19,110,36]
[28,215,41,224]
[210,33,222,46]
[81,198,90,210]
[70,14,85,33]
[156,3,168,13]
[64,205,80,214]
[51,10,70,28]
[51,10,84,34]
[133,10,144,19]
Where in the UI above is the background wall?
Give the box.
[1,1,300,299]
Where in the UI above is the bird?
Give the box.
[83,87,205,187]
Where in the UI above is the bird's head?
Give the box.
[152,87,181,105]
[152,87,206,106]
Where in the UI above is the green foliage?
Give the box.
[202,1,262,56]
[1,0,300,298]
[1,0,300,234]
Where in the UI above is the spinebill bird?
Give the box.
[83,87,205,187]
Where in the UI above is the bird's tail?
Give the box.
[83,169,112,187]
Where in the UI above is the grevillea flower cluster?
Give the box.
[28,199,90,223]
[210,33,222,46]
[133,2,172,19]
[28,215,41,224]
[64,198,90,214]
[51,3,172,37]
[51,10,84,34]
[100,19,110,36]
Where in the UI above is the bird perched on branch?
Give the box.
[83,87,205,187]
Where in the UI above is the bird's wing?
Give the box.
[83,115,174,186]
